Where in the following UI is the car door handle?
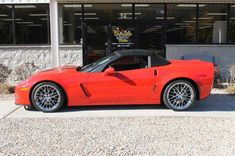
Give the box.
[154,69,158,76]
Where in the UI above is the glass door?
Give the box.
[83,23,108,64]
[83,21,165,64]
[137,23,164,56]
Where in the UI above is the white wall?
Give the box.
[0,45,83,82]
[166,44,235,78]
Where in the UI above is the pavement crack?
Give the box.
[3,106,22,119]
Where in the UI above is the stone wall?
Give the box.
[0,45,83,84]
[166,44,235,79]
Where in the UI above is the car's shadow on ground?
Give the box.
[60,104,168,113]
[58,94,235,113]
[29,94,235,113]
[188,94,235,112]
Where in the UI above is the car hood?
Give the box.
[32,65,79,77]
[42,65,78,72]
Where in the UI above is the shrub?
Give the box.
[226,84,235,95]
[8,86,15,94]
[229,64,235,84]
[14,62,38,81]
[0,83,15,94]
[213,66,224,88]
[0,83,9,94]
[0,64,12,83]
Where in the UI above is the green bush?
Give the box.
[226,84,235,95]
[213,66,224,88]
[14,62,38,81]
[0,64,11,83]
[0,83,15,94]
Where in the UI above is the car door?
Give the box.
[85,59,157,103]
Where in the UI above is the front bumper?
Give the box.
[15,83,31,106]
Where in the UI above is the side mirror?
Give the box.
[104,67,115,76]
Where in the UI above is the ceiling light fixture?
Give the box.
[82,17,99,20]
[121,4,132,7]
[118,17,132,19]
[180,26,193,28]
[74,13,96,16]
[207,13,227,16]
[0,14,8,17]
[183,20,196,23]
[63,4,82,8]
[119,12,141,15]
[64,4,92,8]
[41,18,48,21]
[84,4,92,8]
[135,4,150,7]
[156,17,175,20]
[177,4,206,7]
[29,14,48,17]
[27,24,42,27]
[193,17,213,20]
[198,26,212,29]
[17,22,34,24]
[175,23,190,26]
[7,5,36,8]
[3,18,21,21]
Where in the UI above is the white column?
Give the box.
[50,0,59,67]
[58,5,64,44]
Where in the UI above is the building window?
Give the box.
[84,4,133,20]
[0,5,13,44]
[198,4,228,44]
[134,4,164,20]
[229,5,235,43]
[59,4,82,44]
[138,25,163,55]
[0,4,50,45]
[14,4,49,44]
[167,4,197,44]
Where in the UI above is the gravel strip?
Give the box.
[0,117,234,156]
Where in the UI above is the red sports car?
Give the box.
[15,49,214,112]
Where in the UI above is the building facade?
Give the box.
[0,0,235,81]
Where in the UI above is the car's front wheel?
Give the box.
[31,82,66,112]
[163,80,196,111]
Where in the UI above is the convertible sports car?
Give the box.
[15,49,214,112]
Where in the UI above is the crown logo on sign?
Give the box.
[113,27,133,43]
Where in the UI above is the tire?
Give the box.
[30,82,66,112]
[163,80,196,111]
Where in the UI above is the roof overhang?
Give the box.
[0,0,49,4]
[1,0,234,4]
[57,0,235,3]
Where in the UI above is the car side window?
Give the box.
[106,56,148,71]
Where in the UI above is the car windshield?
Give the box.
[80,53,119,72]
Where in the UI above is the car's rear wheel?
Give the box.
[163,80,196,111]
[31,82,65,112]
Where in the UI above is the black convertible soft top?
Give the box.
[115,49,171,67]
[115,49,154,56]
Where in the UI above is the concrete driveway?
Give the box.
[0,92,235,118]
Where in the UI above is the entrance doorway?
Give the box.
[83,21,165,64]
